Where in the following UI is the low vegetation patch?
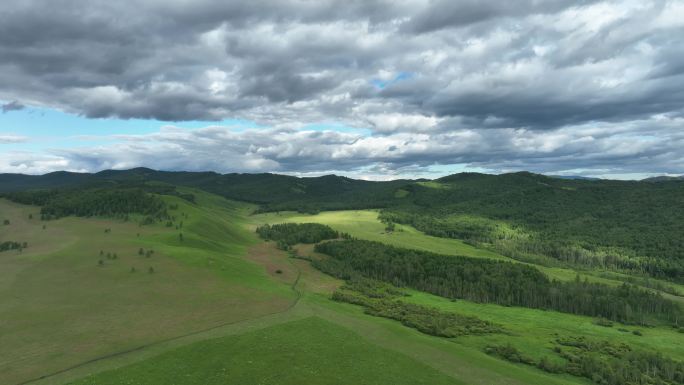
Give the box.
[331,277,503,338]
[0,241,27,252]
[484,344,536,366]
[487,336,684,385]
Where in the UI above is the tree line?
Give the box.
[256,223,343,249]
[313,240,682,325]
[2,187,169,222]
[380,208,684,284]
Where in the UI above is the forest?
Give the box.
[4,170,683,300]
[0,183,175,223]
[256,223,342,249]
[2,169,684,385]
[3,169,683,283]
[314,239,682,325]
[377,173,684,282]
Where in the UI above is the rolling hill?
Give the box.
[1,169,684,385]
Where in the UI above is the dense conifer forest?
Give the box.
[0,181,197,225]
[255,223,341,249]
[2,188,168,221]
[379,173,684,282]
[314,239,682,325]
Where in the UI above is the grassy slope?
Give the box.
[0,193,293,385]
[403,290,684,362]
[4,196,681,385]
[251,210,684,297]
[64,248,588,385]
[249,210,684,379]
[2,192,539,385]
[69,317,462,385]
[252,210,508,260]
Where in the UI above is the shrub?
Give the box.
[593,318,614,327]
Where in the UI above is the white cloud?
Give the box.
[2,114,683,178]
[0,134,28,144]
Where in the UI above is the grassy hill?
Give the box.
[0,192,295,384]
[2,192,595,385]
[3,169,684,280]
[2,170,684,385]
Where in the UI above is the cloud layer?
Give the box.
[2,115,683,178]
[1,0,683,177]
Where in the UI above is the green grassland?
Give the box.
[3,193,683,385]
[0,193,294,385]
[250,210,684,297]
[402,289,684,362]
[251,210,508,260]
[68,317,462,385]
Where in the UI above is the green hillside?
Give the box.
[2,169,683,283]
[1,171,683,385]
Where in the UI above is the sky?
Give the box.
[1,0,683,180]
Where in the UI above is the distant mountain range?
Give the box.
[549,175,602,180]
[642,175,684,182]
[1,168,683,198]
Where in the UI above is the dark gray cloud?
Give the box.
[401,0,597,33]
[1,1,683,177]
[1,0,682,129]
[1,100,24,113]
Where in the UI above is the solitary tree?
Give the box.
[148,266,154,274]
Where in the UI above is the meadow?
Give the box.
[2,192,682,385]
[0,193,293,385]
[251,210,684,297]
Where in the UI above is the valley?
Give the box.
[0,173,683,385]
